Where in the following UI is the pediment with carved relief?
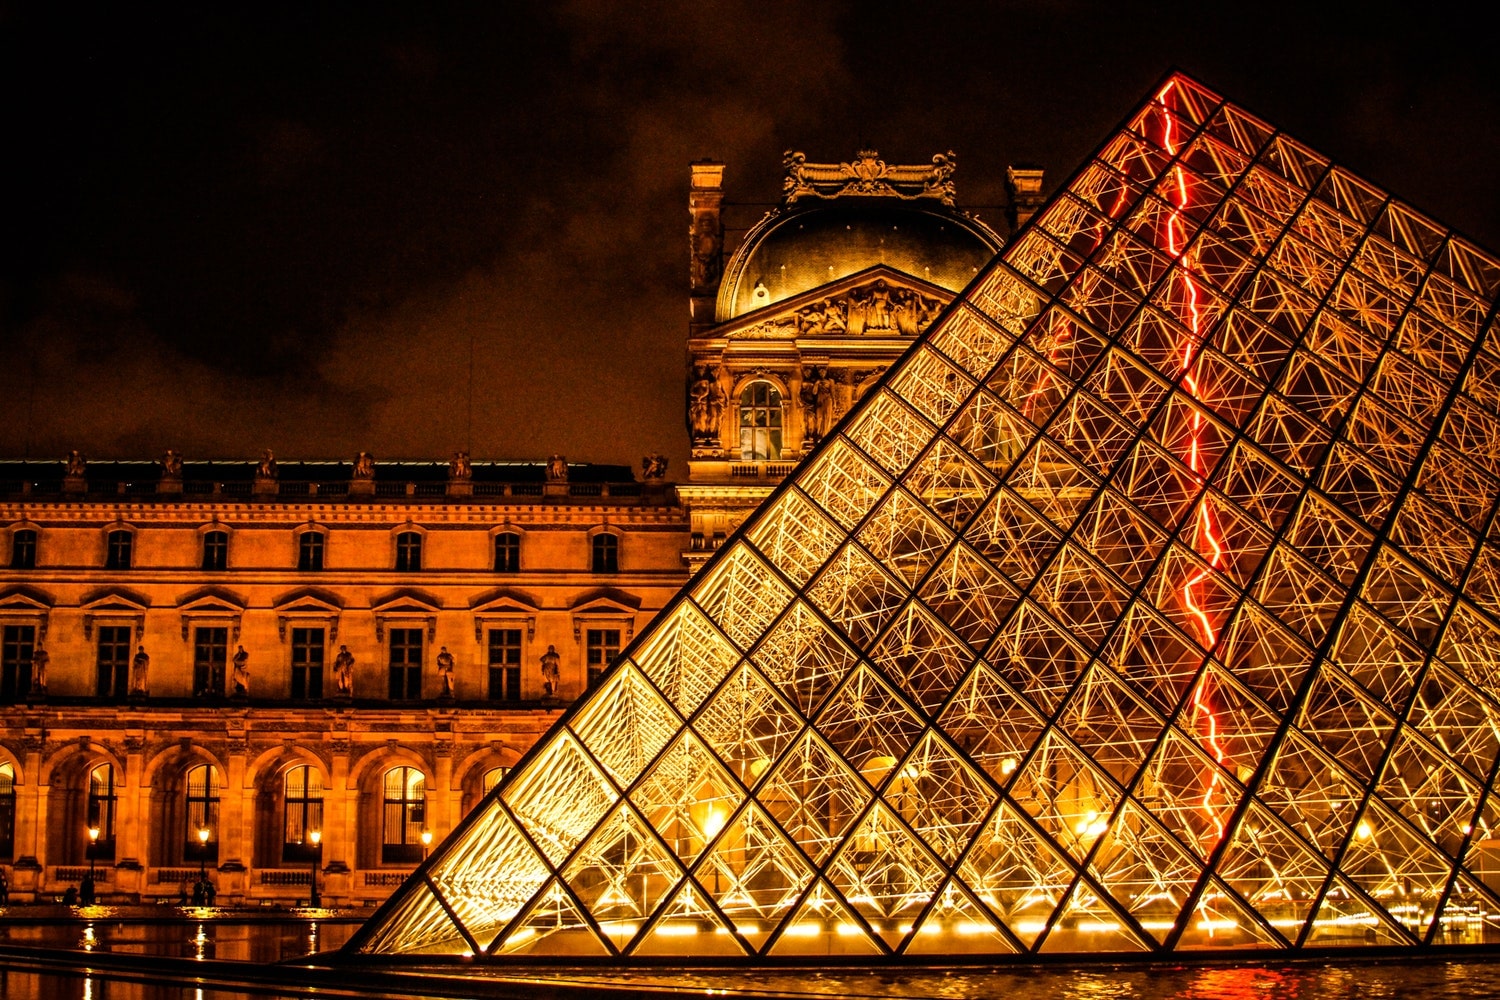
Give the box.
[710,266,953,342]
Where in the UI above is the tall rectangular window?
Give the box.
[202,530,228,570]
[9,529,36,569]
[298,532,324,571]
[493,532,520,573]
[282,765,324,863]
[388,628,423,700]
[395,532,422,572]
[96,626,131,698]
[591,534,619,573]
[487,629,522,702]
[193,626,228,697]
[0,625,34,702]
[585,628,620,689]
[291,627,325,699]
[105,530,133,569]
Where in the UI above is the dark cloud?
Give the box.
[2,2,1495,467]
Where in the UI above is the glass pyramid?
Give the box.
[350,73,1500,960]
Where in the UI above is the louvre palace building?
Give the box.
[0,148,1030,905]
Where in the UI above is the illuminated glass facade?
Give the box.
[351,73,1500,961]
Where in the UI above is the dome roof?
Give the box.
[716,201,1002,322]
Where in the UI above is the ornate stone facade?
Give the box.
[0,461,688,905]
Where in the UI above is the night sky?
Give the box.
[3,3,1495,472]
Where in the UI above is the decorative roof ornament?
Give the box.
[783,148,957,206]
[349,72,1500,964]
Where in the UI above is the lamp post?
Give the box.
[421,830,432,861]
[308,830,321,908]
[196,827,210,886]
[86,826,99,881]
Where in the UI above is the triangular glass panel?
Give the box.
[502,731,618,867]
[1209,802,1328,945]
[630,601,740,717]
[428,800,551,951]
[562,804,683,952]
[959,798,1080,949]
[568,662,680,789]
[937,660,1046,789]
[751,599,859,715]
[767,880,884,958]
[904,878,1020,956]
[629,731,744,866]
[696,801,815,952]
[356,877,470,957]
[1174,877,1285,951]
[693,660,804,787]
[493,878,609,958]
[1087,800,1203,943]
[826,801,947,948]
[745,485,847,587]
[886,730,997,864]
[814,662,926,786]
[1038,878,1150,954]
[1303,876,1411,947]
[630,879,746,957]
[758,729,872,864]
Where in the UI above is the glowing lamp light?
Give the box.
[309,830,322,847]
[703,809,727,840]
[197,827,210,846]
[88,827,100,844]
[786,923,820,937]
[656,923,699,937]
[1000,758,1018,776]
[421,830,433,848]
[1356,821,1373,840]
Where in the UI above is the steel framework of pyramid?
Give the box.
[348,73,1500,961]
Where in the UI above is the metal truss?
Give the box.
[351,73,1500,961]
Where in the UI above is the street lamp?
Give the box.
[196,827,210,887]
[308,830,322,908]
[86,826,100,881]
[420,830,432,860]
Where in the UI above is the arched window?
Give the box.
[88,763,118,860]
[0,763,15,858]
[591,533,619,573]
[297,531,325,571]
[105,529,133,570]
[201,530,228,571]
[185,763,219,863]
[493,532,521,573]
[9,529,36,569]
[482,766,508,795]
[738,382,782,460]
[283,765,324,863]
[395,531,422,572]
[381,766,426,864]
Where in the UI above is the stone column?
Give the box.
[432,743,455,840]
[12,738,46,901]
[219,739,249,903]
[112,735,147,900]
[689,160,726,335]
[323,740,353,906]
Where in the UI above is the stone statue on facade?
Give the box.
[804,368,837,442]
[231,645,250,698]
[690,214,722,290]
[65,450,86,477]
[255,450,278,481]
[449,451,472,482]
[641,454,668,481]
[29,645,48,697]
[333,645,355,698]
[893,289,921,336]
[160,449,183,480]
[352,452,375,480]
[866,279,893,332]
[689,371,713,439]
[130,645,150,698]
[545,455,567,483]
[539,645,561,699]
[437,647,456,700]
